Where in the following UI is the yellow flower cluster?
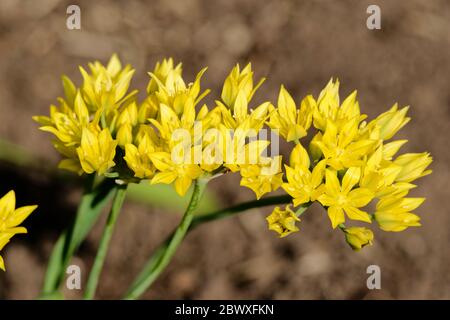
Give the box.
[34,55,281,197]
[267,79,432,250]
[34,55,432,250]
[0,191,37,271]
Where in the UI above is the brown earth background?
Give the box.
[0,0,449,299]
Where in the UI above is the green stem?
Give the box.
[84,184,128,299]
[124,194,295,300]
[124,179,207,300]
[41,176,118,298]
[191,194,293,228]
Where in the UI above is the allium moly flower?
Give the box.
[240,156,283,199]
[266,205,300,238]
[218,63,269,131]
[318,168,374,229]
[262,78,432,251]
[393,153,433,182]
[364,104,410,140]
[146,58,182,94]
[282,144,326,206]
[359,145,404,196]
[374,196,424,231]
[343,227,374,251]
[76,127,117,175]
[220,63,265,109]
[218,92,270,131]
[313,119,376,170]
[147,64,209,117]
[124,133,156,179]
[34,54,136,176]
[150,152,203,196]
[0,191,37,271]
[79,54,136,114]
[312,79,366,131]
[267,86,314,142]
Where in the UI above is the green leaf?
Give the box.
[41,177,117,297]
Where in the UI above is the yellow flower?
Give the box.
[313,119,376,170]
[150,151,203,196]
[282,144,326,206]
[147,64,210,116]
[221,63,265,108]
[359,145,404,196]
[34,91,90,146]
[146,58,182,94]
[313,79,366,131]
[79,54,137,113]
[374,196,424,231]
[343,227,374,251]
[124,133,156,179]
[365,104,410,140]
[393,152,432,182]
[34,54,137,176]
[267,86,314,142]
[218,64,269,131]
[318,168,374,228]
[76,127,118,175]
[0,191,37,271]
[266,205,300,238]
[240,156,283,199]
[218,90,270,131]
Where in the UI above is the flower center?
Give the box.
[336,194,347,206]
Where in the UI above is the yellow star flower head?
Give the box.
[342,226,374,251]
[267,86,314,142]
[124,133,156,179]
[76,127,118,175]
[240,156,283,199]
[147,63,210,116]
[313,78,366,131]
[359,145,404,196]
[374,196,424,231]
[80,54,137,114]
[218,63,270,132]
[365,103,410,140]
[318,168,374,229]
[313,119,376,170]
[147,58,183,94]
[34,54,138,177]
[34,91,90,146]
[282,144,326,206]
[217,90,270,131]
[393,152,432,183]
[0,191,37,271]
[150,151,203,196]
[266,205,300,238]
[221,63,265,109]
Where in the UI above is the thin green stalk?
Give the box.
[191,194,293,228]
[124,179,208,300]
[124,193,297,300]
[41,176,117,298]
[84,184,128,299]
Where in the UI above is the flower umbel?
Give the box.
[34,56,432,251]
[265,78,432,250]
